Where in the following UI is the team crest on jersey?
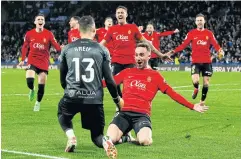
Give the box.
[128,30,131,34]
[147,76,152,82]
[206,36,209,40]
[43,38,46,43]
[151,38,154,41]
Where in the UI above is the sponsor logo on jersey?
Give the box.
[197,40,207,45]
[72,37,79,42]
[206,36,209,40]
[75,88,96,98]
[33,43,45,50]
[128,30,131,34]
[130,80,146,90]
[116,34,129,40]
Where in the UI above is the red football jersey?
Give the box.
[104,24,143,64]
[68,28,81,43]
[142,31,174,58]
[102,67,194,116]
[174,29,221,63]
[96,28,114,56]
[21,29,61,71]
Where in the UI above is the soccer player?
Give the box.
[166,13,224,104]
[102,43,208,153]
[68,16,81,43]
[58,15,121,154]
[96,17,114,57]
[142,24,179,70]
[18,13,61,111]
[100,5,170,98]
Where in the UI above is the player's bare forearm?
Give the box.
[141,38,164,58]
[165,87,194,109]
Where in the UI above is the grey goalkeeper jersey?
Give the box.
[59,38,116,104]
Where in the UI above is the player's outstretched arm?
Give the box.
[102,49,123,109]
[164,86,208,113]
[59,50,68,89]
[140,37,173,62]
[193,103,209,113]
[165,32,192,56]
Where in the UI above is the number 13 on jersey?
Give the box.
[72,58,95,82]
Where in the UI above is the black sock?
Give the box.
[37,84,45,102]
[26,78,34,90]
[193,82,199,89]
[117,85,122,97]
[90,128,104,148]
[201,86,209,101]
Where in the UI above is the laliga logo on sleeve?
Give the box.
[33,43,45,50]
[197,40,207,45]
[116,34,129,40]
[130,80,146,90]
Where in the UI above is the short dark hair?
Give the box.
[79,15,95,33]
[136,42,151,53]
[116,5,128,12]
[196,13,205,18]
[35,13,45,20]
[71,16,81,22]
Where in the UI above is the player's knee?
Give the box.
[38,72,47,84]
[138,137,153,146]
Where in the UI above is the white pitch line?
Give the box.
[1,83,241,97]
[1,149,69,159]
[172,83,240,89]
[177,89,241,92]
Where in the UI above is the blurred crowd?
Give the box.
[1,1,241,64]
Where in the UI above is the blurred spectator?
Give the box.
[1,1,241,64]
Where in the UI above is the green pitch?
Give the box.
[1,69,241,159]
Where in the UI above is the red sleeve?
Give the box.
[158,31,175,37]
[209,31,221,51]
[21,32,30,61]
[68,31,71,43]
[102,69,127,87]
[157,73,194,109]
[173,32,192,53]
[134,25,144,40]
[104,27,112,43]
[50,32,61,52]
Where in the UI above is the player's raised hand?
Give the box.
[160,53,173,62]
[138,26,143,32]
[193,103,209,113]
[18,61,24,67]
[174,29,180,33]
[165,50,174,57]
[218,49,225,60]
